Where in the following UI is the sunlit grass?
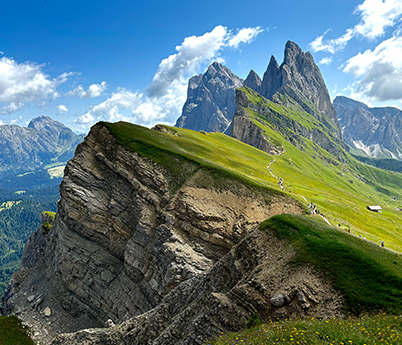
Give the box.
[206,314,402,345]
[102,120,402,252]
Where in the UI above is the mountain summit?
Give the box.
[259,41,341,139]
[175,62,243,132]
[231,41,345,159]
[0,116,84,178]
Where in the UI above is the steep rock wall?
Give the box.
[51,224,343,345]
[2,123,303,344]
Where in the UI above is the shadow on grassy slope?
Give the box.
[0,316,34,345]
[260,214,402,314]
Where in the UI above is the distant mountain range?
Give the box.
[177,41,345,160]
[0,116,83,298]
[0,116,84,181]
[176,43,402,164]
[334,96,402,160]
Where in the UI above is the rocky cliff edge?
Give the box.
[0,122,328,344]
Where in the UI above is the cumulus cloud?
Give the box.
[0,56,73,113]
[228,27,264,48]
[75,88,142,126]
[77,25,263,131]
[309,0,402,53]
[343,35,402,101]
[319,57,333,65]
[147,25,263,98]
[67,81,107,99]
[75,84,187,129]
[57,104,68,113]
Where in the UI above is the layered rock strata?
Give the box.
[51,223,343,345]
[2,123,304,344]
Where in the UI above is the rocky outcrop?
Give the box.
[0,116,84,177]
[2,122,304,344]
[175,62,243,132]
[334,95,402,159]
[231,88,345,159]
[51,223,343,345]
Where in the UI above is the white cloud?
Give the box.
[309,0,402,53]
[0,56,73,113]
[1,102,24,114]
[147,25,228,98]
[319,57,333,65]
[77,25,263,131]
[147,25,263,98]
[228,27,264,48]
[57,104,68,113]
[75,84,187,129]
[343,35,402,101]
[67,81,107,99]
[354,0,402,39]
[75,88,141,127]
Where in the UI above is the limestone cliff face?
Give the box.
[2,123,304,344]
[52,224,343,345]
[175,62,243,132]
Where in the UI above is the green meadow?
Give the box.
[103,115,402,252]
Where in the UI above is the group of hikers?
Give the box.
[307,202,320,215]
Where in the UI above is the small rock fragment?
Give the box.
[44,307,51,317]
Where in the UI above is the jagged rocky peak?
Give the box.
[243,69,262,93]
[334,95,402,159]
[175,61,243,132]
[259,41,342,139]
[260,55,281,99]
[28,115,66,131]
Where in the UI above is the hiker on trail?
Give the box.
[348,229,350,233]
[381,241,384,247]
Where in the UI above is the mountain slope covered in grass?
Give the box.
[105,120,402,252]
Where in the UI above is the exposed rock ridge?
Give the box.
[175,62,243,132]
[51,224,343,345]
[244,70,262,94]
[2,122,303,344]
[334,95,402,159]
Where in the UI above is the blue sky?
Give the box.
[1,0,401,132]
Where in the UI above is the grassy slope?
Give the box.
[238,87,402,251]
[102,118,402,252]
[261,215,402,314]
[207,314,402,345]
